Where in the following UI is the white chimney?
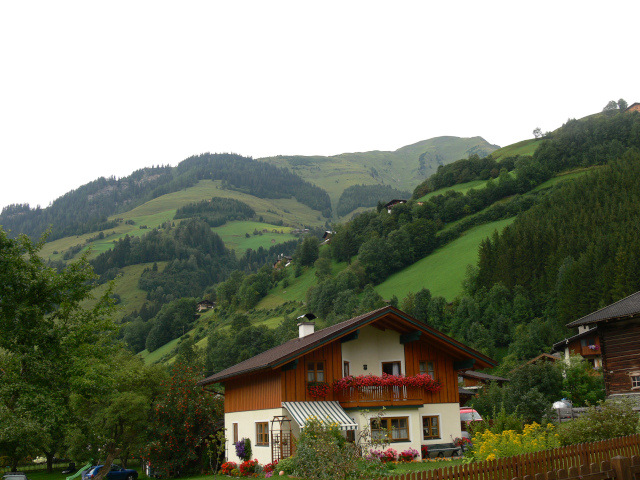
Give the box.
[298,322,315,338]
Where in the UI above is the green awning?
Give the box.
[283,401,358,431]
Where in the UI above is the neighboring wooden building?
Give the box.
[196,300,216,312]
[551,325,602,369]
[197,306,496,464]
[384,199,407,213]
[625,102,640,113]
[321,230,335,245]
[566,291,640,397]
[458,371,509,406]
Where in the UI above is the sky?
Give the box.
[0,1,638,210]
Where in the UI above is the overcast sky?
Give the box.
[0,1,637,210]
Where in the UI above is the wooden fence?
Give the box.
[379,434,640,480]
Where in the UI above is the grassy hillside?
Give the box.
[258,136,500,218]
[39,179,322,261]
[256,252,349,310]
[374,217,516,301]
[490,138,542,161]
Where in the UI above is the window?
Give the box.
[382,361,401,376]
[233,423,238,444]
[343,361,350,377]
[419,361,435,378]
[307,361,325,382]
[371,417,409,442]
[422,416,440,440]
[256,422,269,446]
[632,375,640,389]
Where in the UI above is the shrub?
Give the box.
[367,447,398,463]
[221,461,237,475]
[289,416,388,480]
[239,459,259,476]
[263,460,278,474]
[398,448,419,462]
[274,457,294,475]
[557,398,640,445]
[470,422,560,461]
[235,438,252,461]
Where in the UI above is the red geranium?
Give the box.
[333,373,441,392]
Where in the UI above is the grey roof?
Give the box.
[566,291,640,328]
[197,305,497,386]
[552,325,599,352]
[459,387,475,396]
[460,370,509,382]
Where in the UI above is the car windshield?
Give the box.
[460,411,482,421]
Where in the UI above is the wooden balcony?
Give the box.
[334,385,424,408]
[580,345,601,356]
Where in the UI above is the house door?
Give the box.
[382,362,402,399]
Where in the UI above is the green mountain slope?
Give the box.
[258,136,500,218]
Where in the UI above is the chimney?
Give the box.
[297,313,317,338]
[298,322,315,338]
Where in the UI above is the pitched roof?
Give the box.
[197,305,497,386]
[551,325,599,352]
[566,291,640,328]
[460,370,509,382]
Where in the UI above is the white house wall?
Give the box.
[225,408,290,465]
[341,325,405,376]
[225,402,461,465]
[352,402,461,454]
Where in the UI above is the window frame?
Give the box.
[343,361,350,377]
[370,416,410,442]
[256,421,269,446]
[419,360,435,378]
[233,423,238,444]
[422,415,441,440]
[307,361,326,383]
[381,361,402,376]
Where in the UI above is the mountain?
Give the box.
[8,109,640,370]
[258,136,500,218]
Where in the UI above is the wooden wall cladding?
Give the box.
[224,369,281,413]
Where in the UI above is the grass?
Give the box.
[213,221,296,254]
[375,217,515,301]
[531,166,601,192]
[417,179,488,202]
[17,456,465,480]
[256,254,348,310]
[490,138,542,161]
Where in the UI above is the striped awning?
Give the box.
[283,401,358,431]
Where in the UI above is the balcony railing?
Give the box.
[334,385,424,408]
[581,345,601,356]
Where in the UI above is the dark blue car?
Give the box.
[82,465,138,480]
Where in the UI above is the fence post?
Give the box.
[611,456,631,480]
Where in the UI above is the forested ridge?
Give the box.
[0,153,332,240]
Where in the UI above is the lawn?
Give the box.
[375,217,515,302]
[18,456,464,480]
